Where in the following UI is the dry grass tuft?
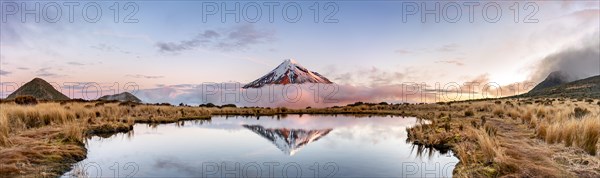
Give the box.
[62,122,84,144]
[579,116,599,155]
[493,108,504,118]
[477,130,500,163]
[531,103,599,156]
[0,113,11,147]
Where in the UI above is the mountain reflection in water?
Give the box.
[64,115,458,177]
[243,125,332,155]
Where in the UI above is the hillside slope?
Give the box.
[98,92,142,102]
[6,78,70,100]
[521,75,600,99]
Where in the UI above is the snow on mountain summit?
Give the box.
[242,59,333,88]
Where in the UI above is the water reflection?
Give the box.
[65,115,458,177]
[243,125,333,155]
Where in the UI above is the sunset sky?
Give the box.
[1,1,599,105]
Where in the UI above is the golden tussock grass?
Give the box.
[62,121,85,144]
[406,98,600,177]
[476,128,503,163]
[533,105,600,155]
[1,98,599,177]
[0,113,10,147]
[0,102,214,176]
[579,116,600,155]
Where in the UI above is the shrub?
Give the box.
[199,103,216,108]
[464,110,474,117]
[119,101,138,107]
[505,101,514,107]
[573,107,590,119]
[14,95,38,105]
[494,101,502,105]
[221,104,237,108]
[347,102,364,107]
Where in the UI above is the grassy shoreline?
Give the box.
[406,98,600,177]
[1,99,598,177]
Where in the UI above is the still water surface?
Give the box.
[63,115,457,177]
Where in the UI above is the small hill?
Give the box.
[521,75,600,99]
[6,78,70,100]
[530,71,571,92]
[98,92,142,103]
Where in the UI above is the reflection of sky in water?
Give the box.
[63,115,457,177]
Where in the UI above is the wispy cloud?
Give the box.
[126,74,165,79]
[36,67,64,78]
[0,70,10,76]
[17,67,29,70]
[327,66,406,86]
[90,43,132,54]
[67,62,85,66]
[435,60,464,66]
[394,49,412,54]
[156,24,275,53]
[437,43,459,52]
[90,43,115,52]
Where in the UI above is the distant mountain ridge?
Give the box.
[529,71,571,92]
[243,59,333,88]
[522,75,600,99]
[6,78,70,100]
[98,92,142,102]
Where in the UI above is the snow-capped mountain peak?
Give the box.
[243,59,333,88]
